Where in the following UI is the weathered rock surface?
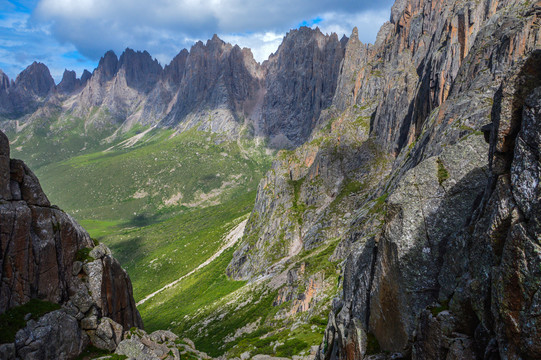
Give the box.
[312,1,541,359]
[15,309,87,360]
[0,129,143,358]
[115,328,211,360]
[226,0,541,359]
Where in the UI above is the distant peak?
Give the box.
[207,34,225,47]
[97,50,119,80]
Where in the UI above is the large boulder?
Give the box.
[14,310,87,360]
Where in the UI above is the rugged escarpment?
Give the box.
[0,129,143,359]
[229,0,541,359]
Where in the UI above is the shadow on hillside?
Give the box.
[127,213,162,227]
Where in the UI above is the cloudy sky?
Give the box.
[0,0,394,82]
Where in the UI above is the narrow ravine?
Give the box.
[136,218,248,306]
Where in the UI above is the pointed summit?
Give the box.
[118,48,162,92]
[95,50,119,81]
[163,49,189,85]
[80,69,92,85]
[57,69,81,94]
[15,62,55,97]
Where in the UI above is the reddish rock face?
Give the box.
[0,129,143,332]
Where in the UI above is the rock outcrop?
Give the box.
[114,328,211,360]
[0,129,143,359]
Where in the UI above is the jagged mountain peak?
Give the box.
[163,48,189,84]
[95,50,119,81]
[14,61,55,97]
[261,25,346,147]
[57,69,80,94]
[118,48,163,92]
[208,33,224,45]
[80,69,92,85]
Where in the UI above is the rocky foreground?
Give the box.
[0,128,214,359]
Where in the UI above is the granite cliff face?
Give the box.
[0,129,143,359]
[228,0,541,359]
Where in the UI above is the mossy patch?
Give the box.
[366,332,381,355]
[288,177,306,226]
[75,247,94,263]
[430,299,450,317]
[75,344,128,360]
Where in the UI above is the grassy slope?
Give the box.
[23,127,270,300]
[7,107,119,169]
[35,128,268,222]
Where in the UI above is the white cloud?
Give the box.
[1,0,394,80]
[221,32,284,63]
[32,0,393,61]
[316,10,391,44]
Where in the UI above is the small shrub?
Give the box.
[430,299,450,317]
[437,158,450,185]
[75,247,94,263]
[275,338,309,357]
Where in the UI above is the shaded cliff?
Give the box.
[0,62,55,117]
[261,27,346,148]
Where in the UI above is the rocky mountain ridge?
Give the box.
[0,27,345,150]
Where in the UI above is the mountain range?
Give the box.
[1,0,541,359]
[0,27,345,150]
